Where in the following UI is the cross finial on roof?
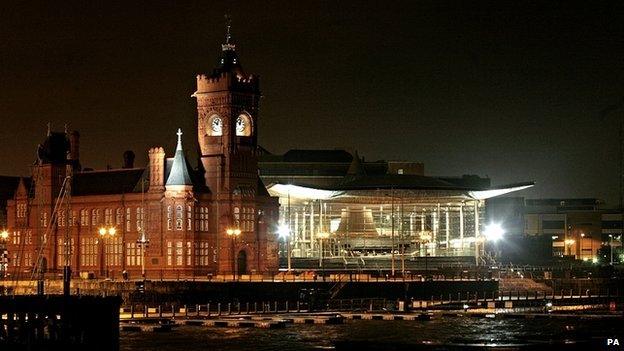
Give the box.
[176,128,183,151]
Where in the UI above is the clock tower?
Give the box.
[193,24,279,274]
[193,26,260,195]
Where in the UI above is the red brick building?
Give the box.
[4,32,279,280]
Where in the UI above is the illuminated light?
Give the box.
[546,302,553,308]
[564,239,575,245]
[317,232,330,239]
[483,223,504,242]
[98,227,107,236]
[277,224,290,239]
[468,184,534,200]
[267,183,341,200]
[108,227,116,236]
[551,236,559,240]
[592,257,598,264]
[463,304,469,310]
[226,228,241,236]
[0,230,8,240]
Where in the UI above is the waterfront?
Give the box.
[120,316,622,350]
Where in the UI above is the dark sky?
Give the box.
[1,1,623,205]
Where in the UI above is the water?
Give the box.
[120,316,622,350]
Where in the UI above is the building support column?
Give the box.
[459,203,464,251]
[445,207,450,252]
[474,200,480,265]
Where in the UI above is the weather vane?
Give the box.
[225,14,232,44]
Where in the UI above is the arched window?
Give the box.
[175,205,183,230]
[167,206,172,231]
[115,208,123,226]
[187,205,192,231]
[234,207,240,227]
[91,209,100,226]
[136,207,144,232]
[80,209,89,226]
[104,208,113,225]
[59,210,66,227]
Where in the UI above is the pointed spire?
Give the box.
[166,128,193,187]
[347,150,366,177]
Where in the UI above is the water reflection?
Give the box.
[121,317,621,350]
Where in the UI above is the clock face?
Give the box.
[236,116,245,134]
[235,114,252,136]
[209,116,222,136]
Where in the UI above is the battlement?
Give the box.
[148,146,165,155]
[194,72,259,95]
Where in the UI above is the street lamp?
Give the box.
[226,228,241,279]
[608,234,613,265]
[277,224,291,272]
[98,226,116,278]
[0,230,8,279]
[137,231,149,280]
[580,233,585,260]
[478,223,505,265]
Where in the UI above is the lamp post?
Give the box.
[277,225,291,272]
[0,230,8,279]
[580,233,585,260]
[137,231,149,280]
[98,226,116,278]
[481,223,505,266]
[226,228,241,279]
[317,232,329,269]
[609,234,614,265]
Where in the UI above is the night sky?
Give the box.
[1,1,623,205]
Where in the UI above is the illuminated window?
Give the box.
[115,208,123,226]
[80,209,89,226]
[126,208,131,232]
[59,210,66,227]
[176,205,183,230]
[187,205,192,231]
[104,208,113,225]
[167,206,172,231]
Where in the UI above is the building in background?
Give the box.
[486,197,623,262]
[258,150,533,263]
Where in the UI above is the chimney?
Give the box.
[148,147,165,192]
[122,150,135,169]
[68,130,81,170]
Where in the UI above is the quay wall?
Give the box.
[1,279,498,305]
